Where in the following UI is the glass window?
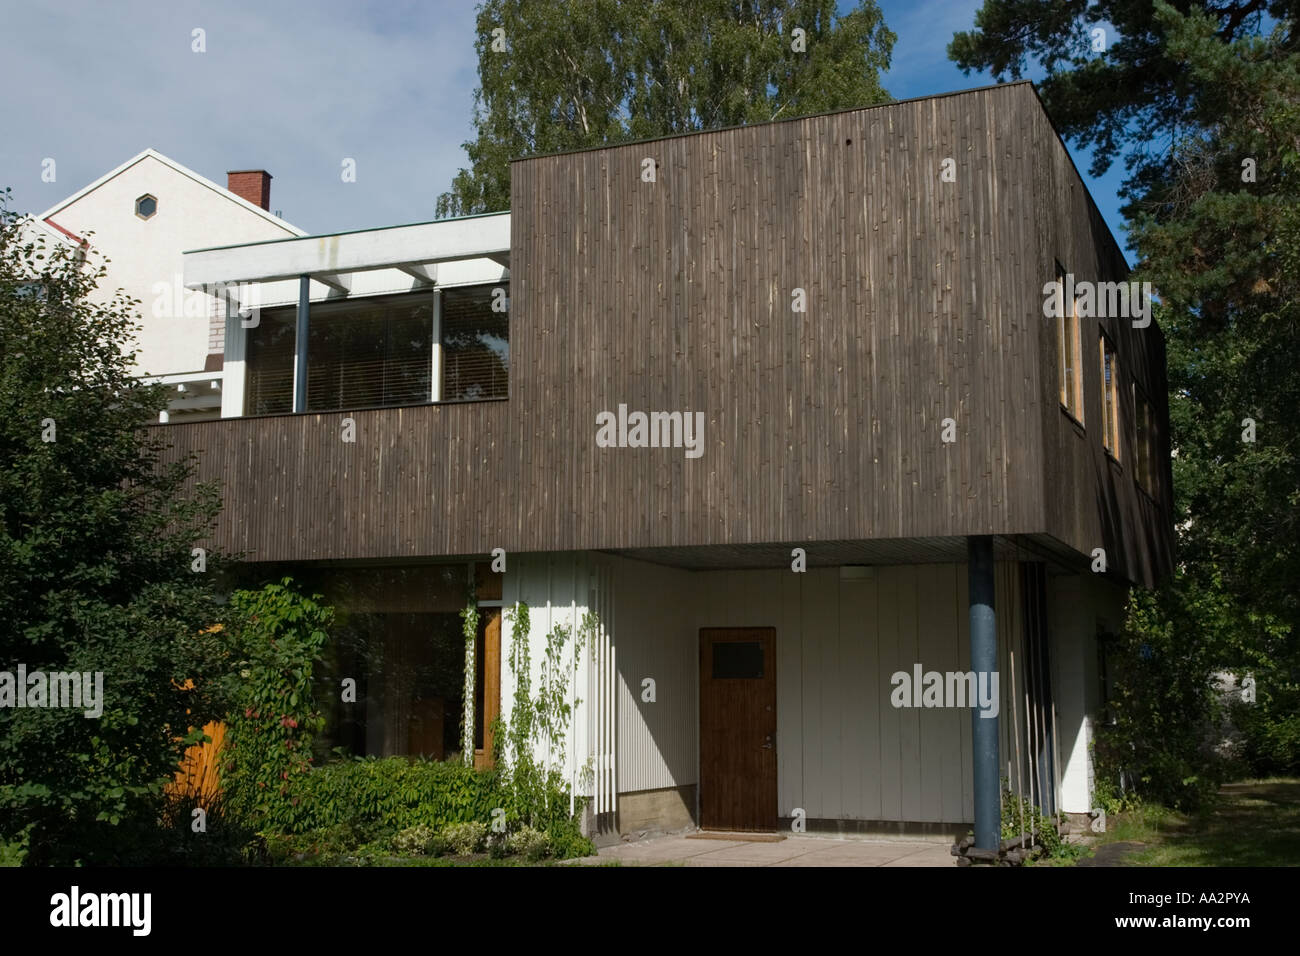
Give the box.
[1100,334,1119,459]
[306,293,432,412]
[713,641,764,679]
[1058,270,1084,422]
[244,307,296,415]
[441,284,509,401]
[242,286,509,415]
[1135,385,1157,495]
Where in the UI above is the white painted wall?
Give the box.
[1050,573,1127,813]
[501,553,597,806]
[503,551,1123,826]
[599,555,1021,824]
[607,556,701,795]
[44,153,299,378]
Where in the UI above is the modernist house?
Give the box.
[162,81,1173,845]
[32,149,304,421]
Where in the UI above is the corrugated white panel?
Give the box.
[600,558,1027,824]
[588,561,616,814]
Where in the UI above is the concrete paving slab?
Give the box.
[584,833,957,867]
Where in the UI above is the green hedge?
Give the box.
[270,756,585,842]
[286,757,503,833]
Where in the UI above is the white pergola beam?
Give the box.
[314,272,352,294]
[396,263,437,284]
[184,213,510,290]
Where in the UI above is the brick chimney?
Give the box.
[227,169,272,210]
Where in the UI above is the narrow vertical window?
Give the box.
[1100,333,1119,459]
[1057,267,1084,423]
[1134,384,1156,494]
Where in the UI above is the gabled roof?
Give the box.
[14,214,82,248]
[38,148,306,237]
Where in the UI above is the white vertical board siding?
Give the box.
[608,555,700,793]
[501,553,593,796]
[588,561,617,813]
[580,553,1030,825]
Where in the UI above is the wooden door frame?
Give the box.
[473,608,501,769]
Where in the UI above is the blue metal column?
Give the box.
[969,535,999,851]
[293,274,309,413]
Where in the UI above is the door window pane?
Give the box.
[713,641,764,679]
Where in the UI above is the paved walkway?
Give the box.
[577,833,957,867]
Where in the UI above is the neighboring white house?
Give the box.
[36,149,305,421]
[9,213,91,272]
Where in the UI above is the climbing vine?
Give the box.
[493,602,597,826]
[460,600,479,767]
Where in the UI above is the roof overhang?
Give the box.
[183,212,511,292]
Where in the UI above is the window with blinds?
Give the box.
[242,286,508,415]
[306,293,433,412]
[441,284,509,401]
[243,307,296,415]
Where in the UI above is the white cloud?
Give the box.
[0,0,483,232]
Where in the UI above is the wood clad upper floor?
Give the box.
[159,82,1173,587]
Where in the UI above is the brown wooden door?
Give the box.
[699,627,777,831]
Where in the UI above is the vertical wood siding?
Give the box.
[154,84,1169,586]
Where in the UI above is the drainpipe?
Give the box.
[293,274,309,413]
[969,535,999,851]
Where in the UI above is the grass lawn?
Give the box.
[1081,778,1300,867]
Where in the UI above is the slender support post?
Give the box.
[430,287,443,402]
[969,535,1000,851]
[292,274,309,413]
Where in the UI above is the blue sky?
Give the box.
[0,0,1131,255]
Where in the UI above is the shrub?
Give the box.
[0,191,232,866]
[1093,585,1226,812]
[219,580,333,830]
[547,817,596,860]
[392,825,439,856]
[444,821,487,855]
[506,825,550,861]
[1001,789,1066,858]
[283,756,508,834]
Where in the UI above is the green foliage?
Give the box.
[391,824,442,856]
[1125,6,1300,778]
[461,600,478,766]
[948,0,1289,181]
[0,841,26,867]
[444,820,488,855]
[437,0,895,216]
[1235,706,1300,774]
[0,189,229,865]
[494,603,596,835]
[1095,584,1231,810]
[545,816,594,860]
[219,580,333,830]
[1092,764,1144,816]
[263,755,577,840]
[1001,788,1083,861]
[505,824,549,861]
[955,0,1300,795]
